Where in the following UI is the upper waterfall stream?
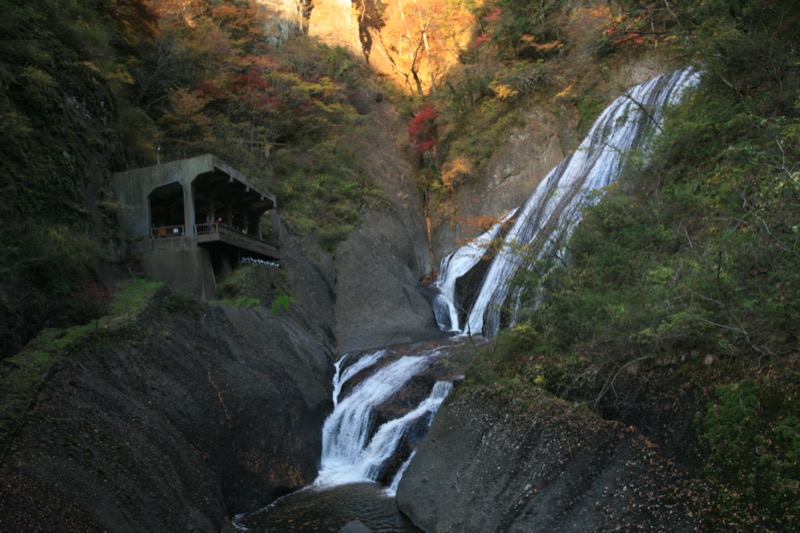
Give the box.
[434,67,700,337]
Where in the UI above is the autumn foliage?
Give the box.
[376,0,475,95]
[0,0,374,354]
[408,104,438,154]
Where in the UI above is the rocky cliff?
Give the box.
[333,87,444,354]
[0,227,338,531]
[396,386,703,532]
[0,84,442,530]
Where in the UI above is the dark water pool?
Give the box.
[236,483,422,533]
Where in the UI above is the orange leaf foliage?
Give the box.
[441,156,473,191]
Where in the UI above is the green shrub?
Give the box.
[162,292,203,313]
[270,294,292,316]
[699,375,800,529]
[271,140,377,249]
[467,323,540,386]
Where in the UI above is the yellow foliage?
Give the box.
[160,88,214,143]
[79,60,101,74]
[493,83,519,100]
[524,39,563,54]
[555,83,576,101]
[441,156,473,191]
[168,88,209,118]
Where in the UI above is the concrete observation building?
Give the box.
[113,154,279,300]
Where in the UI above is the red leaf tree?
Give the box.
[408,104,438,155]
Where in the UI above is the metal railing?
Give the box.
[195,223,279,249]
[150,224,185,238]
[194,222,220,235]
[150,223,278,253]
[195,222,252,237]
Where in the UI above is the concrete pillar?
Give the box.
[183,183,196,236]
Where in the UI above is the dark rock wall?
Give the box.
[0,231,337,531]
[0,302,332,532]
[396,387,702,532]
[333,94,443,354]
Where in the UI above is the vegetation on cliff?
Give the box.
[463,0,800,529]
[2,0,798,528]
[0,0,376,358]
[403,0,686,233]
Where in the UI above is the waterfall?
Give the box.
[237,67,702,532]
[331,349,387,408]
[314,349,451,490]
[430,209,518,332]
[357,380,452,486]
[436,67,700,337]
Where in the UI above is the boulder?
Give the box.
[396,386,703,532]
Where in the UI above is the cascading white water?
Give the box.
[430,209,518,332]
[435,67,701,337]
[386,450,416,496]
[331,349,387,408]
[237,67,704,533]
[314,349,451,490]
[359,380,452,482]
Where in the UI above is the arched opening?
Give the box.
[149,182,185,237]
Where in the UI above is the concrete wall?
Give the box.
[141,239,217,301]
[113,155,215,238]
[113,154,275,301]
[112,154,275,238]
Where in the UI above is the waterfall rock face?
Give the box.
[333,95,444,354]
[307,0,362,54]
[430,57,677,265]
[435,68,700,337]
[431,109,566,261]
[396,388,702,532]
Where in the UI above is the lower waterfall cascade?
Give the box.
[235,345,455,532]
[315,348,452,493]
[433,67,701,337]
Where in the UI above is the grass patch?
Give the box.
[106,279,163,321]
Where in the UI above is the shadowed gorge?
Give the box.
[1,0,799,531]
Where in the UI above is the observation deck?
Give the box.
[112,154,279,299]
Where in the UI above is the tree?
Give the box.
[408,104,438,156]
[379,0,474,94]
